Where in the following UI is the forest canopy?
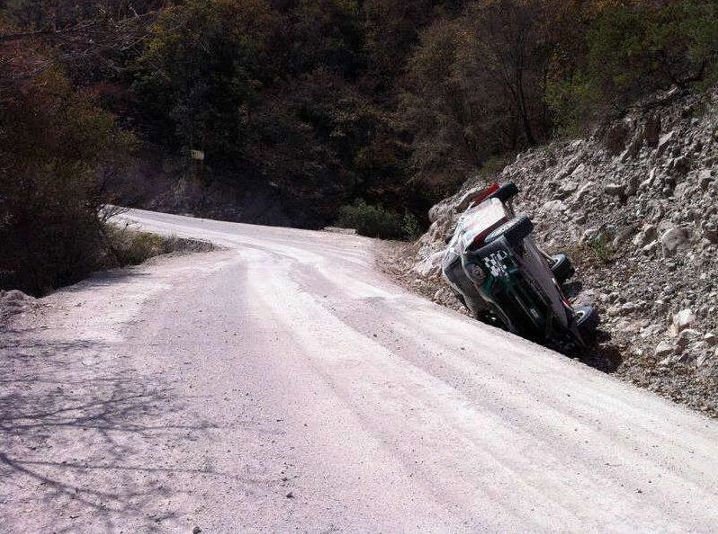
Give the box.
[4,0,717,218]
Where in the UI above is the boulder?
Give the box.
[621,301,639,313]
[703,223,718,244]
[642,240,659,255]
[633,224,658,247]
[639,168,657,190]
[604,183,625,197]
[1,290,30,303]
[428,202,449,224]
[660,227,691,256]
[412,250,445,278]
[603,121,630,155]
[654,340,674,358]
[669,155,691,176]
[657,131,675,157]
[542,200,567,213]
[620,133,643,161]
[704,332,717,347]
[0,290,35,318]
[644,114,661,147]
[625,174,640,197]
[612,225,638,248]
[557,179,579,199]
[675,328,701,350]
[698,170,714,191]
[574,181,595,202]
[670,308,696,337]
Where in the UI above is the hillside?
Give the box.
[397,86,718,415]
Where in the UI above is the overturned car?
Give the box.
[442,182,598,352]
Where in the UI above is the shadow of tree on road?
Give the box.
[0,330,218,531]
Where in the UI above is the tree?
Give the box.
[0,56,133,294]
[134,0,281,162]
[548,0,718,128]
[402,0,561,193]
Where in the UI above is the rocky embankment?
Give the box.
[0,290,36,325]
[397,87,718,415]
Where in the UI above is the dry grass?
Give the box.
[106,226,215,267]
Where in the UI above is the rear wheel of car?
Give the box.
[484,215,533,246]
[549,331,579,354]
[551,253,575,283]
[575,305,599,338]
[490,182,519,203]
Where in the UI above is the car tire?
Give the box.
[489,182,519,203]
[574,305,599,338]
[484,215,533,246]
[549,331,579,354]
[551,253,575,283]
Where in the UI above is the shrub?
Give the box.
[401,212,422,240]
[106,226,215,266]
[548,0,718,129]
[0,63,133,295]
[107,229,171,266]
[336,200,406,239]
[585,235,615,265]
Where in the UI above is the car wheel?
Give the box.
[551,253,575,283]
[489,182,519,203]
[574,305,599,338]
[546,328,580,354]
[484,215,533,246]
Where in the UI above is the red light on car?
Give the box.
[472,182,500,206]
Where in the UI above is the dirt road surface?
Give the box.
[2,208,718,532]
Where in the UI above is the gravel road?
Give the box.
[2,208,718,532]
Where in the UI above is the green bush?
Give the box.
[336,200,407,239]
[586,235,614,265]
[545,73,599,137]
[401,212,422,240]
[548,0,718,129]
